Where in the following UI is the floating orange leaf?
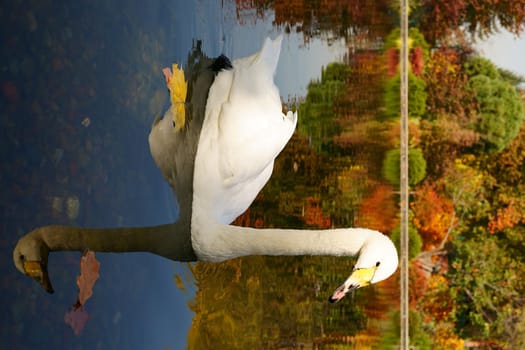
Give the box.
[77,250,100,306]
[65,250,100,336]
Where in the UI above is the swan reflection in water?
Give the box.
[13,36,398,303]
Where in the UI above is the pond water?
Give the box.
[2,0,523,349]
[1,1,364,348]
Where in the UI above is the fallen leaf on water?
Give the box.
[162,67,172,84]
[64,306,89,336]
[81,117,90,127]
[77,250,100,306]
[65,250,100,336]
[173,274,186,293]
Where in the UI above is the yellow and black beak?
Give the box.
[328,263,379,303]
[23,260,54,294]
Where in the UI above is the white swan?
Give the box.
[186,36,398,302]
[13,37,398,302]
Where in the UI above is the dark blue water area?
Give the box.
[0,0,212,348]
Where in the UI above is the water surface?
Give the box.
[1,0,395,348]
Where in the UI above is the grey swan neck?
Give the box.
[22,222,197,261]
[13,221,196,292]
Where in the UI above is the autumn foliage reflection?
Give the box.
[184,1,525,348]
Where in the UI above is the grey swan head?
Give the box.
[13,37,398,302]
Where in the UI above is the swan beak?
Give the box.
[329,283,354,303]
[328,265,378,303]
[22,260,54,294]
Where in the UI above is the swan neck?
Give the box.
[198,224,372,262]
[34,222,197,261]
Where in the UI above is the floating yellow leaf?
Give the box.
[173,273,187,293]
[162,63,187,131]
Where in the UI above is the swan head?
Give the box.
[329,232,398,303]
[13,231,54,293]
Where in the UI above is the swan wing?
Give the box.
[217,36,297,188]
[194,36,296,223]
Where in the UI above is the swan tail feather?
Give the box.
[257,36,283,76]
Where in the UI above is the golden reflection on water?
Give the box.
[186,254,398,348]
[183,1,402,348]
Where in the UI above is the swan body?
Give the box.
[13,37,398,303]
[192,36,297,226]
[190,36,397,302]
